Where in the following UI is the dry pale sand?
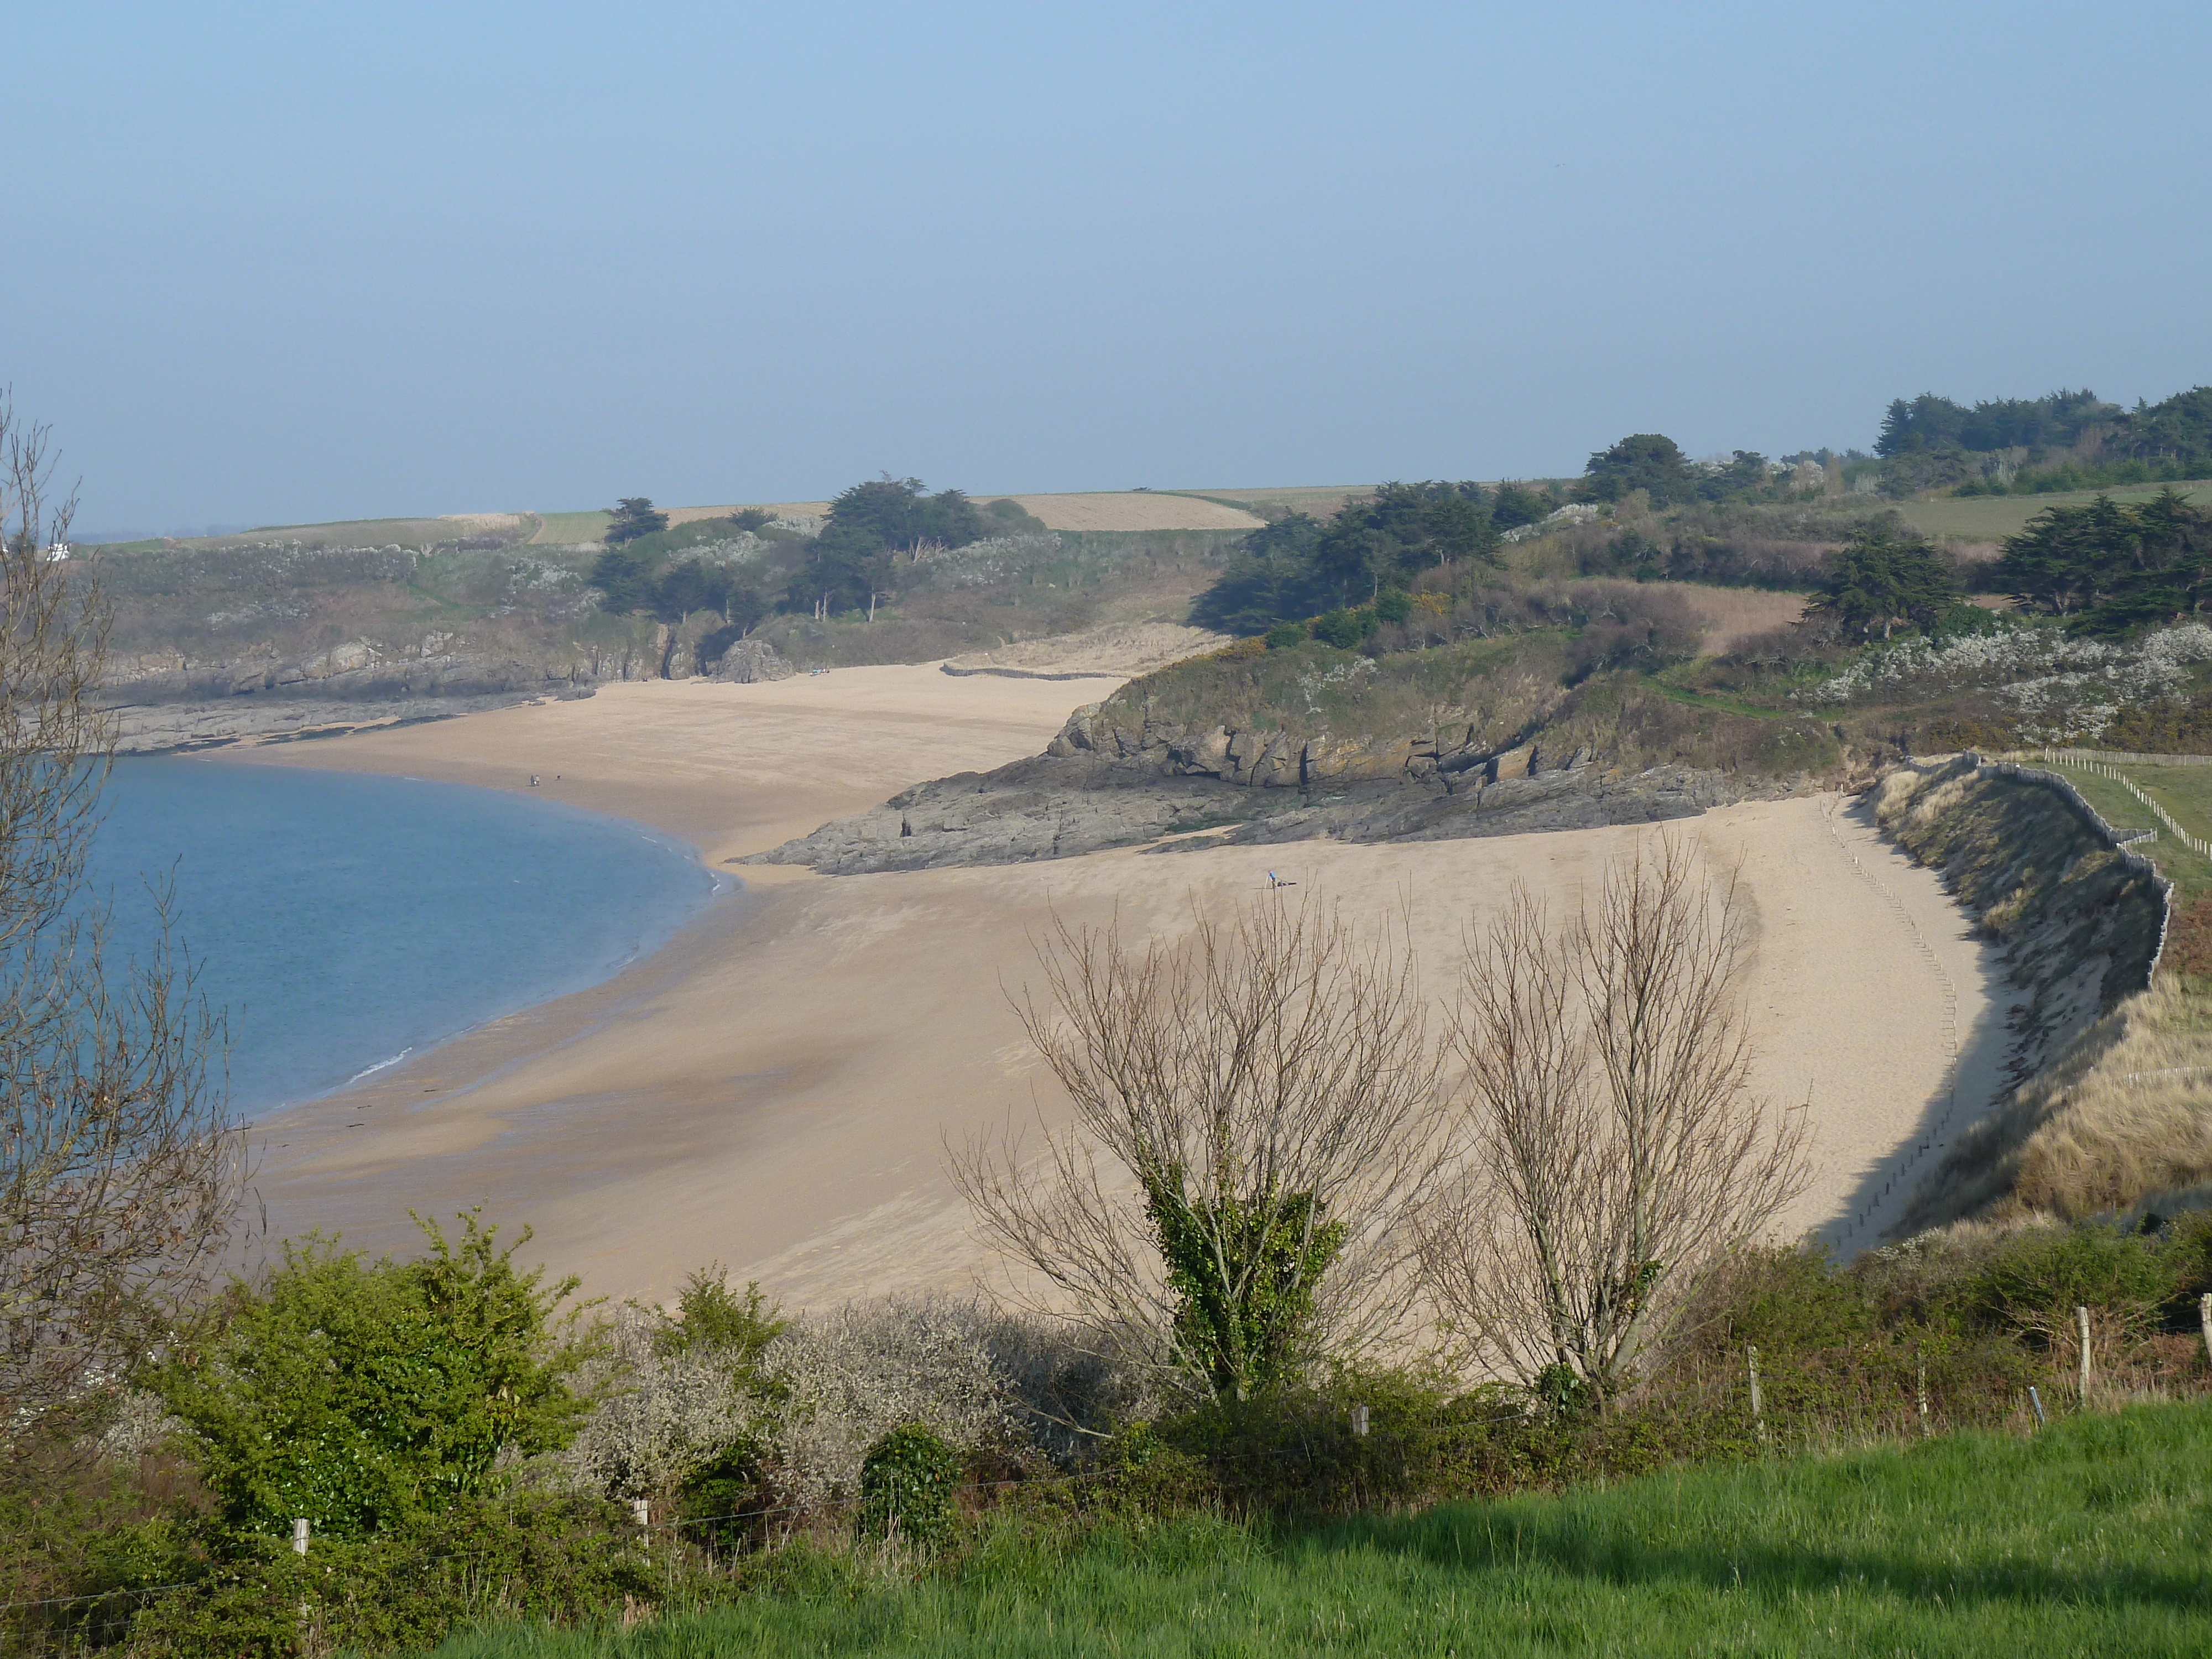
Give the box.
[232,673,2005,1307]
[942,622,1234,679]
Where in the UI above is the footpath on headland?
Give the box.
[233,668,2002,1307]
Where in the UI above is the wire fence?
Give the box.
[0,1407,1542,1625]
[2039,750,2212,858]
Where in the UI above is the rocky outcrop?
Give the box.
[713,639,795,684]
[747,706,1765,875]
[1043,700,1595,792]
[102,642,614,753]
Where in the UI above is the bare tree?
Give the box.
[951,893,1444,1405]
[0,396,239,1427]
[1421,837,1807,1408]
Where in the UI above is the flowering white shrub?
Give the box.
[758,1298,1018,1524]
[552,1298,1152,1527]
[1801,621,2212,742]
[555,1308,762,1499]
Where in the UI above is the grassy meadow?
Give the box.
[434,1402,2212,1659]
[1897,481,2212,543]
[2041,759,2212,902]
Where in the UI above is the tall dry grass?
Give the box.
[1903,982,2212,1229]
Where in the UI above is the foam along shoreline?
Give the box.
[232,669,2006,1307]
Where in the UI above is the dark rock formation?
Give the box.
[713,639,795,684]
[748,699,1782,874]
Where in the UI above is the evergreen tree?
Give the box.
[603,497,669,545]
[1812,530,1961,638]
[1578,434,1696,505]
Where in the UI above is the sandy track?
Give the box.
[231,673,2002,1306]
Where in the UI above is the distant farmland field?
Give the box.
[1898,481,2212,541]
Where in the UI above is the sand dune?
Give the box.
[942,621,1234,679]
[232,671,2002,1307]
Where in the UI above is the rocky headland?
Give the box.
[747,693,1799,874]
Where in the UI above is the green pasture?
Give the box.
[528,510,614,545]
[1897,482,2212,543]
[2042,758,2212,901]
[434,1402,2212,1659]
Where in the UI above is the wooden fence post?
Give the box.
[1916,1355,1931,1437]
[2075,1306,2092,1407]
[2200,1294,2212,1367]
[291,1518,309,1556]
[1747,1345,1767,1446]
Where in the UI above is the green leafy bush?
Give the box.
[1309,607,1376,648]
[1966,1223,2183,1339]
[152,1214,597,1540]
[857,1423,961,1545]
[1263,620,1308,650]
[125,1494,656,1658]
[653,1266,788,1378]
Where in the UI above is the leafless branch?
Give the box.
[0,394,242,1429]
[1421,835,1809,1405]
[951,891,1446,1402]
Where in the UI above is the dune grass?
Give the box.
[432,1402,2212,1658]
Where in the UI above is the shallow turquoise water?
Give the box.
[86,759,719,1116]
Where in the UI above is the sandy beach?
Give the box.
[234,669,2006,1307]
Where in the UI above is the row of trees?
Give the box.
[957,841,1807,1409]
[590,478,1021,633]
[1875,384,2212,495]
[1876,389,2115,457]
[1194,481,1548,630]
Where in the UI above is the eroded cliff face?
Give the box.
[1877,757,2169,1084]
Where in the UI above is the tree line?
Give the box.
[1194,441,1829,635]
[588,478,1047,639]
[1876,384,2212,496]
[1995,487,2212,635]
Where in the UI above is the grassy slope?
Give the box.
[439,1402,2212,1658]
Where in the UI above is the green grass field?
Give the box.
[1896,482,2212,543]
[2043,760,2212,901]
[528,510,614,545]
[435,1402,2212,1658]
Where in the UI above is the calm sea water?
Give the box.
[86,759,721,1117]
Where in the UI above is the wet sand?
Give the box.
[233,671,2005,1304]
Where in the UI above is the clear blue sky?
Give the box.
[15,3,2211,535]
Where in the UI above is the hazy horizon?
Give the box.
[17,3,2211,533]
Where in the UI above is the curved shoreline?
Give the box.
[105,753,721,1125]
[226,671,2007,1307]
